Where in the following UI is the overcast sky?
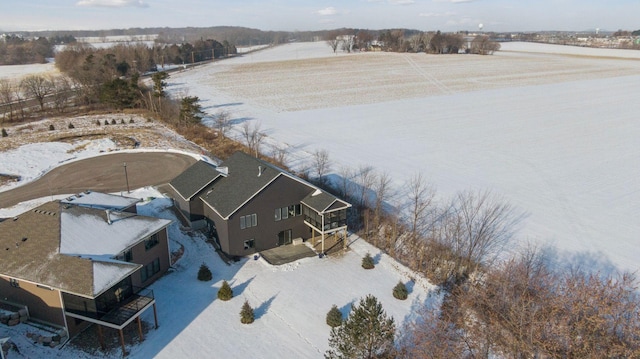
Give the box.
[1,0,638,33]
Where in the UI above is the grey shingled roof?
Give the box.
[169,160,221,200]
[301,191,350,213]
[0,201,166,298]
[200,152,282,218]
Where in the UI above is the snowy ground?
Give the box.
[167,41,640,273]
[0,188,435,359]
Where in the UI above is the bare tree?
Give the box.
[406,173,436,238]
[0,79,15,122]
[447,190,520,274]
[325,31,341,54]
[470,35,501,55]
[50,76,73,113]
[241,121,265,157]
[337,165,355,200]
[214,109,232,138]
[373,170,393,229]
[270,142,288,166]
[21,74,53,111]
[312,149,331,184]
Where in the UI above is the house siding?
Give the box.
[203,205,230,254]
[130,227,170,288]
[224,176,312,256]
[0,275,65,328]
[165,186,205,221]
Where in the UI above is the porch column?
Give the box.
[97,324,106,350]
[137,317,144,341]
[343,228,347,250]
[119,329,126,357]
[321,214,325,254]
[153,303,159,329]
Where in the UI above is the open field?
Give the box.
[169,41,640,273]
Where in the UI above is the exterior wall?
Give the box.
[164,186,205,222]
[0,275,65,328]
[225,176,312,256]
[203,205,230,254]
[130,227,170,289]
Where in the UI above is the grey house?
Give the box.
[166,152,351,257]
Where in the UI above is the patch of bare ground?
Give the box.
[0,174,20,187]
[0,112,207,154]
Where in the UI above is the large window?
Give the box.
[275,204,302,221]
[141,258,161,283]
[145,233,159,251]
[240,214,257,229]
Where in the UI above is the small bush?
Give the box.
[361,253,375,270]
[240,300,255,324]
[120,118,125,124]
[197,263,212,281]
[217,280,233,301]
[111,119,116,125]
[68,123,74,129]
[104,120,109,125]
[48,124,55,131]
[326,305,343,327]
[393,281,408,300]
[1,128,7,137]
[129,118,135,123]
[96,120,101,126]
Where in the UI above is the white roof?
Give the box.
[92,260,140,297]
[59,205,171,257]
[61,191,140,210]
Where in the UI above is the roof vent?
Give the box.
[21,237,27,242]
[106,210,112,225]
[258,165,264,177]
[12,217,18,221]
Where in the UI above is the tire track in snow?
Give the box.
[403,54,452,95]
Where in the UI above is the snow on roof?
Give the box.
[61,191,140,210]
[59,205,171,257]
[92,260,140,297]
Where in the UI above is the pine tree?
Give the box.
[217,280,233,301]
[326,305,343,328]
[68,122,74,129]
[393,281,408,300]
[48,124,55,131]
[240,300,255,324]
[96,119,101,126]
[197,263,212,281]
[326,295,395,359]
[1,128,7,137]
[362,252,375,269]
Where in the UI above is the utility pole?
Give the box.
[123,162,130,194]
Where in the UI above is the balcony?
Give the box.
[65,287,155,330]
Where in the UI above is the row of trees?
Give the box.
[0,35,55,65]
[326,29,500,55]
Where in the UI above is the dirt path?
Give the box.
[0,152,197,208]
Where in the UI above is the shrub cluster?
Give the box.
[240,300,255,324]
[393,281,408,300]
[361,253,375,269]
[326,305,343,327]
[197,263,212,281]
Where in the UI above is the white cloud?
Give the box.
[76,0,149,8]
[316,7,337,16]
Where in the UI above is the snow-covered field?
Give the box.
[168,41,640,273]
[0,188,434,359]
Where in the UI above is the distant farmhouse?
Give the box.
[0,192,171,355]
[166,151,351,257]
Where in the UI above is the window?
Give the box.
[9,278,19,288]
[275,204,302,221]
[244,239,255,250]
[145,233,159,251]
[115,249,133,262]
[240,214,257,229]
[141,258,161,282]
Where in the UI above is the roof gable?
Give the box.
[301,190,350,213]
[169,160,222,200]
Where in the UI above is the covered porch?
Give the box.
[64,288,158,357]
[301,191,351,255]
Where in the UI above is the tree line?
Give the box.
[325,29,501,55]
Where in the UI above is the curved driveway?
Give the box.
[0,152,197,208]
